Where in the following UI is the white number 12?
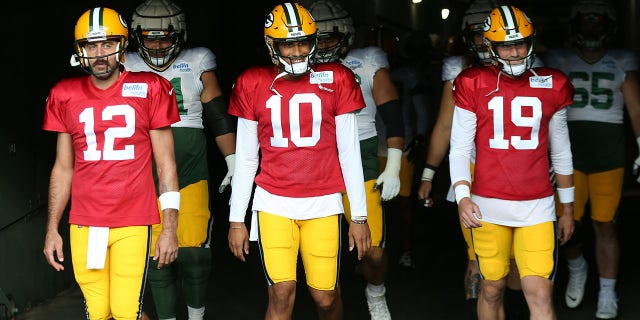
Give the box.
[79,105,135,161]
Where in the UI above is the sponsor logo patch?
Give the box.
[529,76,552,88]
[310,71,334,84]
[122,83,149,98]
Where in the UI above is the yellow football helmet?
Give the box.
[72,7,129,75]
[308,0,354,63]
[131,0,187,71]
[483,5,536,76]
[264,2,317,75]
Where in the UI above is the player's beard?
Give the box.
[91,58,118,80]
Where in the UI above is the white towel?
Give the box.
[86,226,109,269]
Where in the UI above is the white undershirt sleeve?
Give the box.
[336,113,367,218]
[449,106,476,186]
[228,117,260,222]
[549,108,573,175]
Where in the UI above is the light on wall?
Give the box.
[441,8,450,20]
[412,0,422,3]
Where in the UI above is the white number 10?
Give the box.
[266,93,322,148]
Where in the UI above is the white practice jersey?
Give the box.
[341,46,390,141]
[546,48,636,124]
[124,47,217,129]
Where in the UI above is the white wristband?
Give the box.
[159,191,180,211]
[454,184,471,204]
[557,186,575,204]
[421,167,436,181]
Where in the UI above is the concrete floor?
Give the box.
[14,190,640,320]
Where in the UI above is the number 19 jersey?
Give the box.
[453,66,573,200]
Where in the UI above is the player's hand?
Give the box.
[417,180,434,207]
[219,154,235,193]
[557,203,575,245]
[154,228,178,268]
[458,198,482,229]
[348,222,371,260]
[43,230,65,271]
[228,222,250,262]
[374,148,402,201]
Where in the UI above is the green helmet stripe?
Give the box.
[89,7,104,31]
[282,3,301,33]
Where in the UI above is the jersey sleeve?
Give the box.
[149,75,180,129]
[366,46,390,72]
[554,71,575,111]
[194,47,218,75]
[451,69,477,113]
[42,83,68,133]
[227,70,255,120]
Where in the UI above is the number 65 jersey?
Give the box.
[452,65,573,200]
[42,69,179,227]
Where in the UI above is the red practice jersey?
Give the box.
[228,63,365,197]
[453,66,573,200]
[43,69,179,227]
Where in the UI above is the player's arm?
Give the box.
[372,67,404,200]
[200,70,237,192]
[621,70,640,182]
[43,133,74,271]
[337,112,371,260]
[418,80,455,202]
[449,106,481,229]
[549,108,575,244]
[228,117,259,262]
[150,126,179,268]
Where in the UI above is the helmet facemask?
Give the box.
[264,2,318,76]
[265,35,318,75]
[486,37,536,77]
[308,0,354,64]
[72,7,129,77]
[461,0,504,65]
[483,5,536,77]
[315,32,348,63]
[573,13,614,49]
[463,27,491,65]
[570,0,616,50]
[74,38,127,78]
[131,0,187,71]
[134,26,184,71]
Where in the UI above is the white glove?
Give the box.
[219,154,235,193]
[375,148,402,201]
[634,137,640,183]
